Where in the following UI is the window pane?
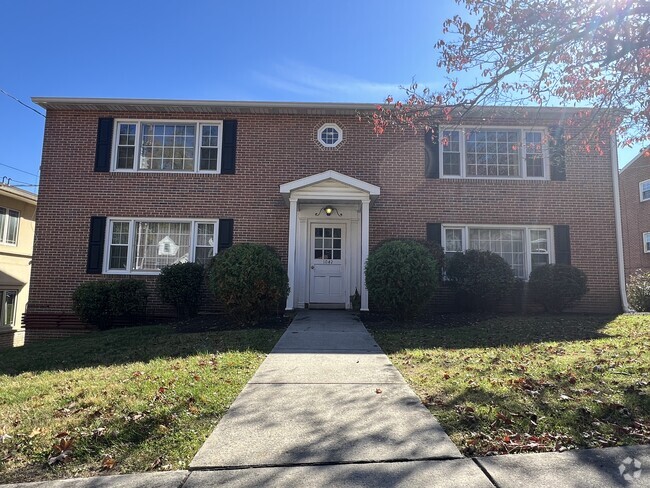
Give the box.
[194,246,214,265]
[3,290,16,326]
[116,123,137,169]
[525,131,544,177]
[645,233,650,253]
[445,229,463,252]
[199,148,219,171]
[6,210,19,245]
[442,130,461,176]
[140,124,195,171]
[194,223,215,265]
[531,253,549,269]
[109,245,128,270]
[642,182,650,201]
[132,221,191,271]
[530,230,548,253]
[0,208,6,244]
[469,228,525,278]
[466,130,520,177]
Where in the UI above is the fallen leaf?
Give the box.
[101,454,116,471]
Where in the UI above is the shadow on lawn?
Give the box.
[0,324,284,376]
[370,314,618,353]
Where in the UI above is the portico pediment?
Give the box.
[280,170,380,203]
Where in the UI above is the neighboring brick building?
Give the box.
[25,98,625,341]
[0,185,36,348]
[619,150,650,279]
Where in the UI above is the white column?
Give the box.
[361,199,370,311]
[285,198,298,310]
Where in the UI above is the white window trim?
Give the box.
[442,224,554,280]
[644,232,650,253]
[111,119,224,174]
[0,207,20,247]
[317,123,343,148]
[103,218,220,275]
[439,126,550,180]
[640,179,650,202]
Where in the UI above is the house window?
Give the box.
[0,207,20,245]
[442,225,552,279]
[113,120,222,173]
[440,127,549,179]
[105,219,218,273]
[0,290,17,327]
[317,123,343,148]
[644,233,650,253]
[640,180,650,202]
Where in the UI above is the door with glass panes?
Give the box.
[309,224,346,304]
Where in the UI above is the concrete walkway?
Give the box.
[3,311,650,487]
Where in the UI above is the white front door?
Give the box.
[309,224,346,304]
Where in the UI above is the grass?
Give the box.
[0,322,284,483]
[371,314,650,456]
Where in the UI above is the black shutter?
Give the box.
[549,126,566,181]
[94,118,114,172]
[424,127,440,178]
[87,216,107,274]
[218,219,234,252]
[221,120,237,174]
[554,225,571,265]
[426,223,442,245]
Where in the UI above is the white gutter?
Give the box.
[611,134,631,312]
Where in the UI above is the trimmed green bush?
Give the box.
[365,239,439,320]
[445,250,515,311]
[72,279,148,329]
[157,262,205,318]
[529,263,588,312]
[208,243,289,325]
[626,270,650,312]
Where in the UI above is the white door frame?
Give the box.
[308,221,348,306]
[280,171,380,312]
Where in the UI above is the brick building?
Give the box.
[619,150,650,279]
[25,98,626,342]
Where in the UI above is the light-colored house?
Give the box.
[0,184,36,348]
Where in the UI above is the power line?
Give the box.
[0,163,39,177]
[0,88,45,118]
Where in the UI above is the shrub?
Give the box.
[529,263,588,312]
[626,270,650,312]
[445,250,515,311]
[111,279,148,318]
[157,262,205,318]
[72,279,148,329]
[208,244,289,325]
[72,281,114,329]
[365,239,439,320]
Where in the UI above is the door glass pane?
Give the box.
[333,228,341,238]
[314,227,342,260]
[324,228,332,238]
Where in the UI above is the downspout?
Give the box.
[611,134,631,312]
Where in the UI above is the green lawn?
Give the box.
[371,314,650,456]
[0,323,284,483]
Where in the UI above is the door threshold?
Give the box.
[307,303,347,310]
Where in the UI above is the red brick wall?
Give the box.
[26,108,622,341]
[619,153,650,278]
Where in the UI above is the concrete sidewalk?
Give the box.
[3,311,649,487]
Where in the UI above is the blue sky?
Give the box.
[0,0,640,191]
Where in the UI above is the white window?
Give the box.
[317,123,343,148]
[113,120,223,173]
[644,232,650,253]
[640,180,650,202]
[0,207,20,245]
[442,225,552,279]
[0,290,17,327]
[105,219,218,274]
[440,127,549,179]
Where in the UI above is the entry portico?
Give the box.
[280,170,380,311]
